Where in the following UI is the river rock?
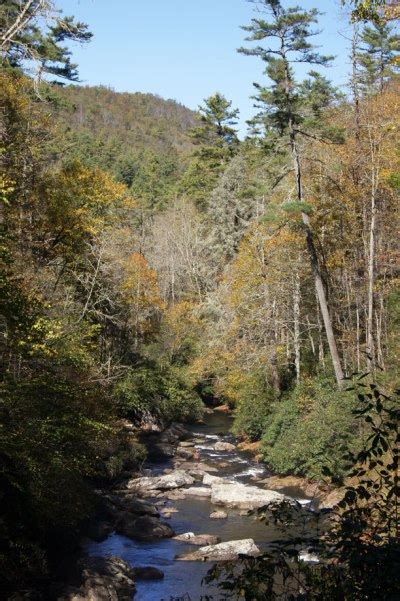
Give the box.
[132,566,164,580]
[183,486,211,497]
[176,538,260,561]
[116,514,175,541]
[203,474,232,486]
[179,441,195,448]
[174,532,220,545]
[213,404,231,413]
[210,510,227,519]
[126,498,160,516]
[211,481,290,510]
[260,475,319,496]
[214,441,236,452]
[164,490,186,500]
[180,461,218,473]
[176,447,200,460]
[59,556,136,601]
[127,470,194,492]
[146,441,176,461]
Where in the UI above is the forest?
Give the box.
[0,0,399,599]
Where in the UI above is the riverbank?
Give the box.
[56,411,312,599]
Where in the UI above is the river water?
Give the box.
[85,412,309,600]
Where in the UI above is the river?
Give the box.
[85,412,310,600]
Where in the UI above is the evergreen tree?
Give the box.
[358,21,400,93]
[181,93,239,210]
[240,0,345,388]
[192,92,239,148]
[0,0,92,82]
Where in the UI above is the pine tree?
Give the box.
[240,0,345,388]
[0,0,92,82]
[357,21,400,93]
[181,93,239,210]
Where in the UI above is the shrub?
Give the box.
[114,363,204,424]
[206,382,400,600]
[230,370,277,441]
[261,377,359,480]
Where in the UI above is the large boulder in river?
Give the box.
[146,441,176,461]
[211,481,290,510]
[126,497,160,516]
[133,566,164,580]
[174,532,220,545]
[127,470,194,492]
[176,538,260,561]
[214,441,236,452]
[183,486,211,498]
[59,556,136,600]
[176,446,200,460]
[116,513,175,541]
[203,473,232,486]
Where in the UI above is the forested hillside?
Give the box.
[52,86,196,210]
[1,0,399,598]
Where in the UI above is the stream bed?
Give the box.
[85,412,309,600]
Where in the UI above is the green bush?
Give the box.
[233,395,274,441]
[261,377,359,480]
[231,370,277,441]
[0,372,113,588]
[114,363,204,424]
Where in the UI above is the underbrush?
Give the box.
[261,377,360,480]
[114,362,204,424]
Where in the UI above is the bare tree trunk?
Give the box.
[366,189,376,370]
[293,269,301,382]
[351,25,361,143]
[282,55,344,389]
[270,354,281,396]
[356,303,361,372]
[290,126,344,388]
[366,161,378,371]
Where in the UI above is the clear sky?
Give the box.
[58,0,354,136]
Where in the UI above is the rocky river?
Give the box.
[63,410,318,600]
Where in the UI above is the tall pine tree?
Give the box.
[240,0,345,388]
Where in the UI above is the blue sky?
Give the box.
[58,0,354,135]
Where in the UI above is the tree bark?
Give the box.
[282,59,344,389]
[293,269,301,382]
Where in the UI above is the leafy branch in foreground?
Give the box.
[205,380,400,599]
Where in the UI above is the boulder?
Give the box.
[59,556,136,600]
[146,441,176,461]
[173,532,220,545]
[180,461,218,473]
[127,470,194,492]
[203,474,231,486]
[211,481,290,510]
[237,440,261,454]
[132,566,164,580]
[176,447,200,460]
[164,490,186,501]
[318,488,345,509]
[261,475,319,496]
[214,441,236,452]
[176,539,260,561]
[210,510,227,519]
[183,486,211,498]
[127,498,160,517]
[116,514,175,541]
[213,404,231,413]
